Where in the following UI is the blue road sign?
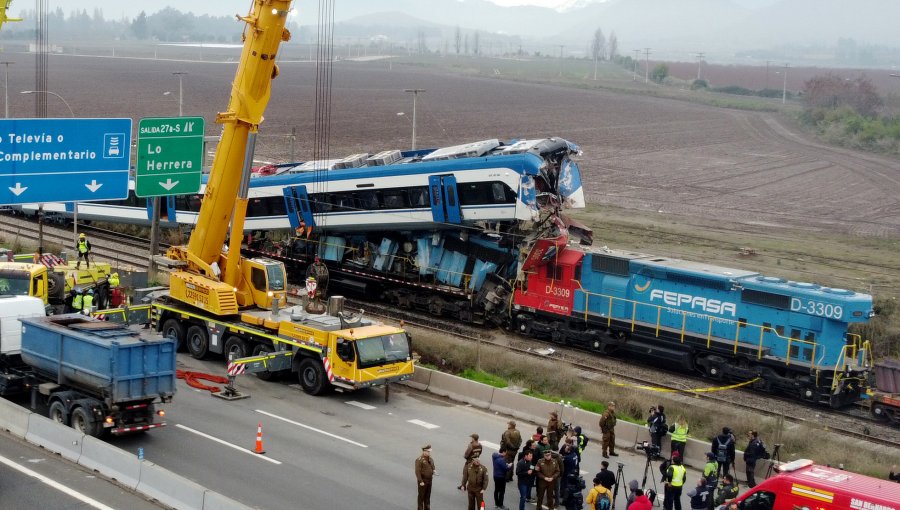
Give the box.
[0,118,132,205]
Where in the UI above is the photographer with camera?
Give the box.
[647,405,667,460]
[562,472,586,510]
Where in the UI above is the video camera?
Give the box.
[635,440,660,458]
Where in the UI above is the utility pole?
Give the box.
[765,60,772,90]
[695,52,704,80]
[0,61,13,118]
[632,49,640,81]
[644,48,651,83]
[782,63,789,104]
[558,44,565,77]
[403,88,425,150]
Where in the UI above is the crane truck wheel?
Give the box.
[185,324,210,360]
[48,401,68,425]
[224,336,249,359]
[298,358,330,396]
[70,407,99,437]
[252,343,278,381]
[161,319,186,351]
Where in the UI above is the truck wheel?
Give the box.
[48,401,68,425]
[298,358,329,396]
[71,407,99,437]
[186,325,210,360]
[47,272,66,300]
[252,343,277,381]
[161,319,186,351]
[224,336,249,360]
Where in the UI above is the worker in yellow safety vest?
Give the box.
[669,416,689,460]
[108,272,120,287]
[75,233,92,269]
[71,289,84,313]
[82,289,94,315]
[664,454,687,510]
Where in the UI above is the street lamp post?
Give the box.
[0,61,13,118]
[781,63,789,104]
[403,88,425,150]
[20,90,74,117]
[172,72,187,116]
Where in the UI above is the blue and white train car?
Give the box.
[15,137,585,236]
[511,247,874,407]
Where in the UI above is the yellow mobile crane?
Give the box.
[153,0,413,395]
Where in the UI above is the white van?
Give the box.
[0,295,48,354]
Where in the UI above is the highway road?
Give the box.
[0,430,163,510]
[104,354,697,509]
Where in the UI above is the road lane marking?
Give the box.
[174,424,282,465]
[345,400,376,410]
[407,419,440,429]
[256,409,368,448]
[481,440,501,450]
[0,453,116,510]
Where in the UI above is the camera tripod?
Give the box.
[764,443,783,480]
[612,462,625,509]
[641,454,660,507]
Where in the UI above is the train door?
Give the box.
[144,196,176,223]
[428,175,462,225]
[282,185,316,231]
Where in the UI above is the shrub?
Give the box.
[712,85,753,96]
[690,79,708,90]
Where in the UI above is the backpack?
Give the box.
[595,489,611,510]
[759,440,771,460]
[716,435,732,463]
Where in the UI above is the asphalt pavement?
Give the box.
[104,353,701,509]
[0,430,164,510]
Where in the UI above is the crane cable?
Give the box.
[312,0,335,228]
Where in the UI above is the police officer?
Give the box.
[82,288,94,314]
[715,474,739,507]
[599,401,618,458]
[460,433,483,490]
[463,456,489,510]
[663,453,686,510]
[75,233,91,269]
[536,449,560,510]
[548,411,566,450]
[502,420,523,475]
[415,444,435,510]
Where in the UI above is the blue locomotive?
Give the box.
[512,246,874,407]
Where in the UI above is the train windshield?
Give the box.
[0,271,31,295]
[265,264,285,291]
[355,333,410,368]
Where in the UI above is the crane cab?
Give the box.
[241,257,287,309]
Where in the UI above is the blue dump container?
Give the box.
[19,315,176,404]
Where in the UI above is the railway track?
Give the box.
[3,212,895,448]
[343,297,900,449]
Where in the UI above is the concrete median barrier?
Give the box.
[203,490,255,510]
[489,388,557,424]
[78,435,141,490]
[25,414,84,463]
[0,398,32,438]
[138,460,207,510]
[404,365,433,391]
[427,370,495,408]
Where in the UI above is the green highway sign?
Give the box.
[135,116,205,197]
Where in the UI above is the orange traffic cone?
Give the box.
[480,502,485,509]
[254,422,266,454]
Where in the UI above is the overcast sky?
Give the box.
[19,0,781,19]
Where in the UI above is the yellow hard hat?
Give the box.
[79,233,86,238]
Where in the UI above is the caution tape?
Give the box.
[609,377,761,393]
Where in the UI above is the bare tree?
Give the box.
[454,26,461,55]
[608,31,618,61]
[591,27,606,80]
[803,73,882,117]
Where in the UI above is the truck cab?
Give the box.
[727,459,900,510]
[0,260,111,313]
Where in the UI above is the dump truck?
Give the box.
[0,296,175,437]
[0,258,112,314]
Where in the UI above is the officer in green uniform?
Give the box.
[415,444,435,510]
[599,401,618,458]
[462,456,489,510]
[536,449,560,510]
